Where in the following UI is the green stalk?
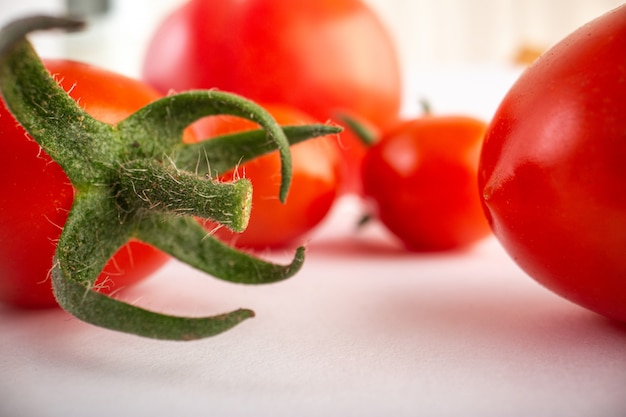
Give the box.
[118,159,252,232]
[119,90,295,203]
[174,124,342,176]
[337,113,378,146]
[0,16,328,340]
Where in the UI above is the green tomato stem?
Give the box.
[0,16,320,340]
[119,90,294,203]
[0,15,84,58]
[54,190,132,288]
[135,215,306,285]
[419,98,432,115]
[174,124,342,176]
[337,113,378,147]
[0,38,117,186]
[52,261,255,341]
[52,191,253,341]
[118,159,252,233]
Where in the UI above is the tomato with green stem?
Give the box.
[194,104,342,249]
[0,16,339,340]
[478,5,626,322]
[360,111,491,251]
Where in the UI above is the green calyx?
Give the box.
[337,113,378,147]
[0,16,340,340]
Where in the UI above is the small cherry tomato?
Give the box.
[362,115,491,251]
[478,5,626,322]
[0,60,171,308]
[195,104,342,249]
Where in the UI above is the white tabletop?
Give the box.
[2,193,626,417]
[2,67,625,417]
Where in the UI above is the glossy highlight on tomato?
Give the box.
[478,5,626,322]
[362,115,491,252]
[195,104,342,249]
[0,60,170,308]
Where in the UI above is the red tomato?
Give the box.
[362,116,491,251]
[194,104,342,249]
[143,0,401,129]
[478,5,626,322]
[142,0,402,193]
[0,60,171,308]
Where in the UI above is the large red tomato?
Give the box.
[143,0,401,130]
[194,104,342,249]
[0,60,171,308]
[478,5,626,322]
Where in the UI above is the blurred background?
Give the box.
[0,0,623,79]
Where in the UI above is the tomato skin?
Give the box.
[195,105,342,249]
[362,116,491,252]
[478,6,626,321]
[0,60,170,308]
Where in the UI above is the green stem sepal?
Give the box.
[0,16,339,340]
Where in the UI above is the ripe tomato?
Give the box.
[194,104,342,249]
[362,115,491,251]
[0,59,171,308]
[478,5,626,322]
[142,0,402,194]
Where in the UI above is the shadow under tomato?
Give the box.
[305,235,406,257]
[0,303,87,340]
[352,272,626,357]
[305,232,491,260]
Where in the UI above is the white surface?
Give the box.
[2,195,626,417]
